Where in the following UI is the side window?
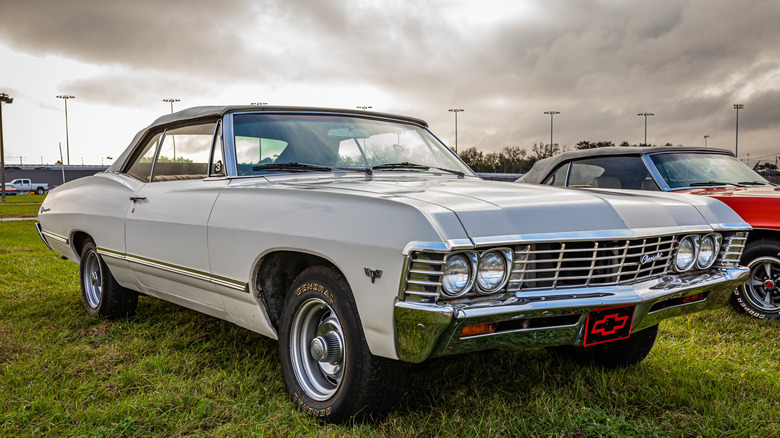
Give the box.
[126,132,162,182]
[568,162,606,187]
[543,164,569,186]
[569,156,651,189]
[152,122,217,181]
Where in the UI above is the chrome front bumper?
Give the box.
[394,267,748,363]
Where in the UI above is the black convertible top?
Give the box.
[107,106,429,172]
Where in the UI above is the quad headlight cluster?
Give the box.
[673,233,722,272]
[441,248,513,297]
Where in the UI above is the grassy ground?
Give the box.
[1,221,778,437]
[0,194,44,218]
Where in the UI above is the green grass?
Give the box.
[0,194,46,204]
[0,194,44,218]
[1,222,778,436]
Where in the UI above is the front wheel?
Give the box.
[79,241,138,319]
[278,266,406,422]
[551,324,658,368]
[731,239,780,320]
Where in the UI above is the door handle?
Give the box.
[129,196,147,203]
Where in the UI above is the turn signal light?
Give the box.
[460,322,498,338]
[682,293,706,304]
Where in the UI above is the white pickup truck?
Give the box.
[7,178,49,194]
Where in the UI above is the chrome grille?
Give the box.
[507,236,675,291]
[403,252,444,298]
[718,232,748,267]
[401,231,747,300]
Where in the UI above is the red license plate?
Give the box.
[583,305,635,347]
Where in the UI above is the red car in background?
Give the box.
[519,147,780,319]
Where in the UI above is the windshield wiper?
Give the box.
[688,181,745,187]
[737,181,770,186]
[372,162,464,177]
[253,162,332,172]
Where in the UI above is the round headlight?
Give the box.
[442,254,473,297]
[477,251,508,293]
[674,236,697,272]
[696,233,720,269]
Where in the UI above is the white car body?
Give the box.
[37,106,752,420]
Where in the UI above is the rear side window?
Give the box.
[153,123,216,181]
[565,156,651,189]
[126,133,162,182]
[543,164,569,186]
[124,122,218,182]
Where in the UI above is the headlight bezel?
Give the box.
[695,233,722,270]
[673,233,723,273]
[441,251,478,297]
[441,248,513,297]
[475,248,514,294]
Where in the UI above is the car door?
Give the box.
[124,121,229,316]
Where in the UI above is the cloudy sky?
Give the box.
[1,0,779,167]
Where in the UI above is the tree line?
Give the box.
[457,140,678,174]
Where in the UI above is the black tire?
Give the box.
[278,265,407,422]
[36,187,44,195]
[551,324,658,368]
[731,239,780,320]
[79,241,138,319]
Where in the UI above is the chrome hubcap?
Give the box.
[290,298,345,401]
[82,251,102,309]
[742,256,780,313]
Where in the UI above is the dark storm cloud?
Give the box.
[2,0,780,154]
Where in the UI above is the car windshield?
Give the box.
[232,113,474,177]
[649,152,771,189]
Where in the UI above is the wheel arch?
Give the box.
[254,250,345,332]
[744,228,780,250]
[71,231,94,262]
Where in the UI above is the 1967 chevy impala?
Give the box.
[37,106,750,421]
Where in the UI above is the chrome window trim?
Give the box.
[640,154,672,191]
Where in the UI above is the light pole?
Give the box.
[704,135,709,148]
[163,99,180,159]
[638,112,654,146]
[734,104,744,158]
[163,98,180,114]
[544,111,560,157]
[56,95,75,165]
[1,92,13,203]
[357,106,372,111]
[448,108,464,153]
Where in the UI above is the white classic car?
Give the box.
[37,106,750,422]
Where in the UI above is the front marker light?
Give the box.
[674,235,698,272]
[442,253,475,297]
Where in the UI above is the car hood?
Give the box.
[674,185,780,230]
[675,184,780,199]
[270,175,749,245]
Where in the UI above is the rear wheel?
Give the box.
[278,266,406,422]
[551,324,658,368]
[36,187,44,195]
[79,241,138,319]
[731,239,780,320]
